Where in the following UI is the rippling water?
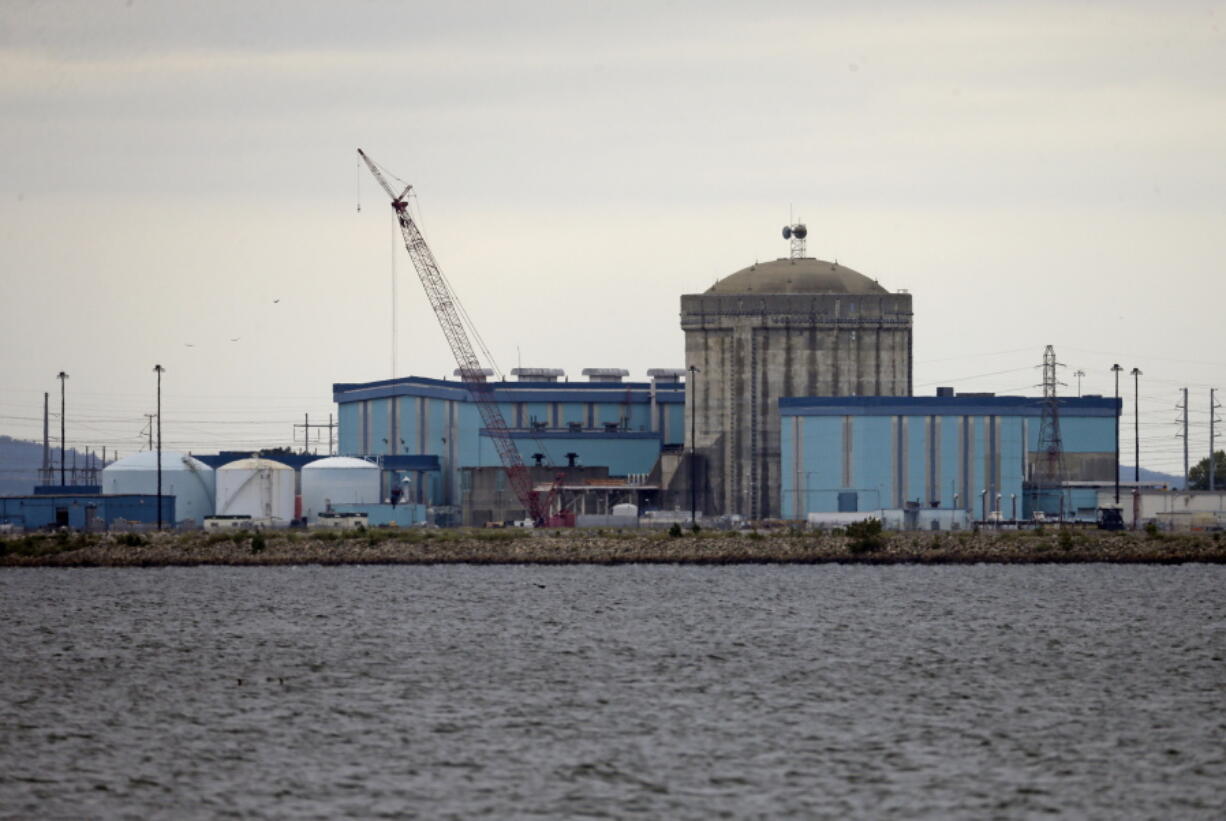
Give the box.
[2,564,1223,819]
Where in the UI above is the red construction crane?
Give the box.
[358,149,557,524]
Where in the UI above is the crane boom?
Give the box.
[357,149,549,523]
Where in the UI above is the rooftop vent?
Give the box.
[647,368,686,383]
[582,368,629,383]
[511,367,565,383]
[453,367,495,380]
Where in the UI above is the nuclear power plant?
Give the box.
[320,210,1120,528]
[0,172,1130,532]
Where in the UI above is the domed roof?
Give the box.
[302,456,379,471]
[217,457,293,471]
[102,451,213,473]
[707,258,888,295]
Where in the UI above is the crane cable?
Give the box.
[359,151,506,381]
[406,192,505,381]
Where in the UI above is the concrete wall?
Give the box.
[681,291,913,519]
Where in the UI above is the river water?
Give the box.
[1,564,1223,819]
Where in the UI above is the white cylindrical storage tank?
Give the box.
[300,457,381,522]
[215,457,295,525]
[102,451,216,525]
[612,502,639,518]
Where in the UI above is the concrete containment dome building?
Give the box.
[101,451,216,525]
[681,255,913,520]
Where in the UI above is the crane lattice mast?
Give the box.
[358,149,547,523]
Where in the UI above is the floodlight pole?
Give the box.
[689,365,699,524]
[154,364,165,530]
[1131,368,1142,483]
[1111,364,1123,504]
[1131,367,1142,530]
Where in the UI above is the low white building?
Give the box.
[1097,489,1226,530]
[101,451,215,525]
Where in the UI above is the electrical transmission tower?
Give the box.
[1033,345,1067,518]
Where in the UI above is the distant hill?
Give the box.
[1121,466,1184,490]
[0,436,105,495]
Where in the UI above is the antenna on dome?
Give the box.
[782,221,807,260]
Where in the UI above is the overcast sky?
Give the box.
[1,1,1223,473]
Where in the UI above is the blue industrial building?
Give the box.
[332,370,687,520]
[0,494,174,530]
[780,394,1120,522]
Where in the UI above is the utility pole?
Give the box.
[143,414,156,450]
[1111,364,1123,505]
[1212,388,1220,493]
[42,392,49,484]
[154,364,164,530]
[295,414,336,455]
[689,365,699,524]
[1177,388,1188,490]
[56,371,68,487]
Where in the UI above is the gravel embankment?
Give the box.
[3,527,1224,567]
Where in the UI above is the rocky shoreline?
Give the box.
[3,526,1225,568]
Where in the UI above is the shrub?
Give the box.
[846,518,886,555]
[691,522,701,534]
[668,523,683,538]
[1144,521,1161,539]
[250,532,266,554]
[1057,528,1075,550]
[118,533,147,548]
